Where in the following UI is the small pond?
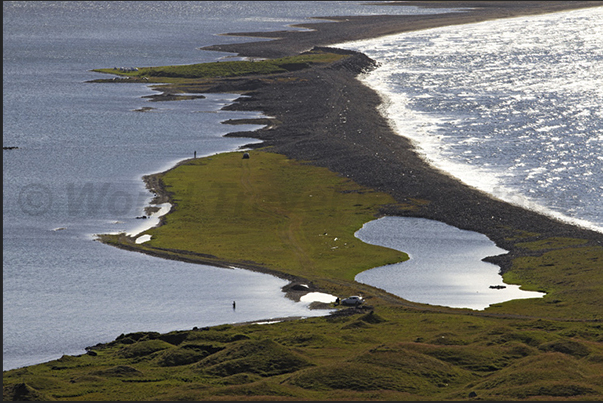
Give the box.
[355,216,544,310]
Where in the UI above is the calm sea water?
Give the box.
[340,7,603,233]
[3,1,448,372]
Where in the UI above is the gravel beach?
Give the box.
[196,1,603,274]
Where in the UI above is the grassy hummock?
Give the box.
[4,306,603,401]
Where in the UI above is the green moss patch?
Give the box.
[516,237,589,251]
[287,362,412,392]
[195,339,313,377]
[92,365,143,378]
[117,339,173,359]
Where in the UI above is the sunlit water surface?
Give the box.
[356,217,545,310]
[340,7,603,233]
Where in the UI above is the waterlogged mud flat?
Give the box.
[355,217,545,310]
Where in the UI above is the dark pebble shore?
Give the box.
[197,1,603,273]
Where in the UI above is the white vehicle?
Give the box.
[341,296,364,306]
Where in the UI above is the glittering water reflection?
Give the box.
[340,8,603,233]
[355,217,544,310]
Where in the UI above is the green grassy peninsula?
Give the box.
[102,151,413,284]
[5,33,603,401]
[90,51,347,84]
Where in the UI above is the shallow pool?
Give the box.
[355,216,544,310]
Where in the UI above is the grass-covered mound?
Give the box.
[4,310,603,400]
